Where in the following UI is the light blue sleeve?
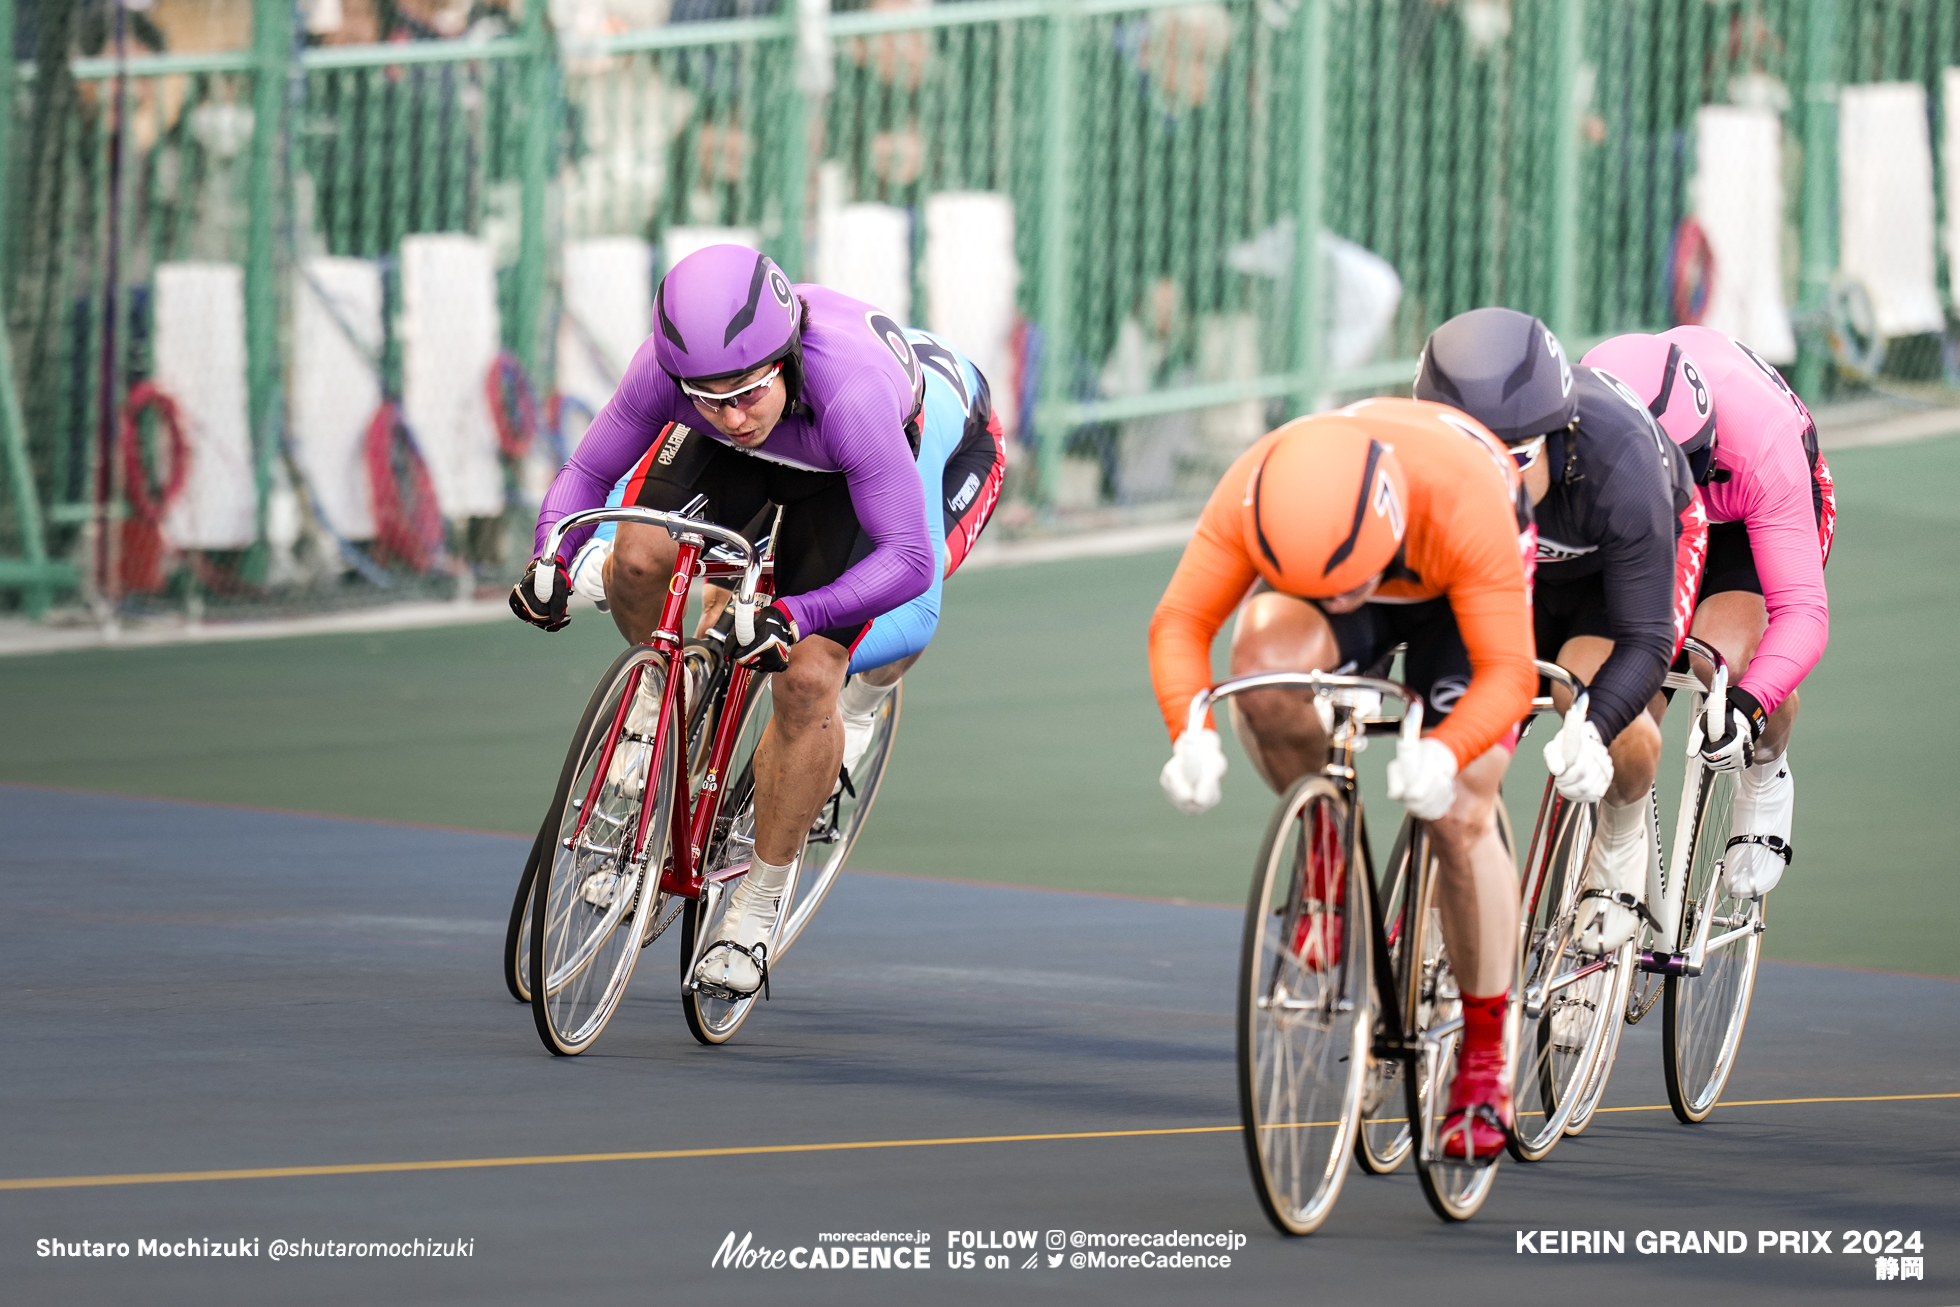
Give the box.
[846,330,974,674]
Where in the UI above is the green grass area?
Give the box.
[1,436,1954,975]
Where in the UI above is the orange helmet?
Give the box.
[1241,416,1409,598]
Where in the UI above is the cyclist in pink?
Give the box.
[1582,327,1834,899]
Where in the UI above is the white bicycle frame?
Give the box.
[1641,635,1762,978]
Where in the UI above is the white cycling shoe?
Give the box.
[1577,795,1652,956]
[1723,756,1793,899]
[692,856,795,998]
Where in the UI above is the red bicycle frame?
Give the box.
[537,506,778,906]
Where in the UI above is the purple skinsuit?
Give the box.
[534,283,934,637]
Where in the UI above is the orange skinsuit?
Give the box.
[1148,399,1537,768]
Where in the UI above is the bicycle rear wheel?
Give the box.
[681,673,776,1045]
[1663,764,1761,1123]
[503,824,547,1003]
[1355,822,1412,1175]
[1509,793,1622,1160]
[1403,824,1499,1222]
[779,682,902,958]
[530,648,680,1056]
[1238,776,1370,1236]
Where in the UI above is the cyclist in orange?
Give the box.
[1149,399,1537,1159]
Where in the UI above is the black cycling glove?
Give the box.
[731,602,798,672]
[510,557,572,632]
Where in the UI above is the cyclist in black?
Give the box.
[1416,307,1705,956]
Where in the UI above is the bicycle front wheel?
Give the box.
[1238,776,1370,1237]
[530,648,680,1056]
[1509,795,1623,1160]
[1663,764,1761,1123]
[1402,823,1499,1222]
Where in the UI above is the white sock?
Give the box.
[839,674,898,720]
[838,675,899,773]
[1585,794,1645,892]
[714,853,795,947]
[745,853,795,899]
[1578,793,1647,954]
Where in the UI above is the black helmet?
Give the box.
[1413,307,1577,445]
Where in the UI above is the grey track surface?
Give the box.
[3,786,1954,1306]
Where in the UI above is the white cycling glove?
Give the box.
[1697,705,1756,772]
[1159,728,1227,816]
[1387,736,1458,821]
[1694,686,1766,773]
[1543,704,1613,803]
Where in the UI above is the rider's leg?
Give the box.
[1225,591,1344,792]
[1550,634,1663,801]
[1427,743,1519,1156]
[1693,590,1797,758]
[695,635,851,995]
[603,521,680,645]
[751,635,851,865]
[835,652,918,774]
[1552,634,1664,953]
[860,653,920,688]
[1426,744,1518,1001]
[1691,590,1796,895]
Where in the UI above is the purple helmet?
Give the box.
[653,245,799,382]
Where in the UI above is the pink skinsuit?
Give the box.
[1660,326,1833,715]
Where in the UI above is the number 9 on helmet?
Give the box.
[1242,417,1409,600]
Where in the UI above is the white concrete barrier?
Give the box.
[399,233,505,520]
[292,256,384,539]
[925,192,1020,434]
[151,262,257,549]
[1694,105,1796,362]
[1838,82,1942,338]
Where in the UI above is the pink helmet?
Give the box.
[1581,333,1717,481]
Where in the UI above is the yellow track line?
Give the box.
[3,1093,1954,1192]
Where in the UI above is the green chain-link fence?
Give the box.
[4,0,1958,620]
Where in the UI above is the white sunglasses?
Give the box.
[680,363,782,413]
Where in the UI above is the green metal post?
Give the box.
[0,0,12,270]
[1034,0,1078,505]
[1287,0,1329,416]
[0,302,59,615]
[776,0,830,282]
[512,0,554,382]
[1795,0,1839,401]
[1546,0,1586,342]
[244,0,292,552]
[774,100,811,283]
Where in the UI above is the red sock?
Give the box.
[1460,991,1508,1059]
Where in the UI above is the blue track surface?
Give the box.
[2,786,1954,1306]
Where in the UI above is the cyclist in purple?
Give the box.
[513,244,961,998]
